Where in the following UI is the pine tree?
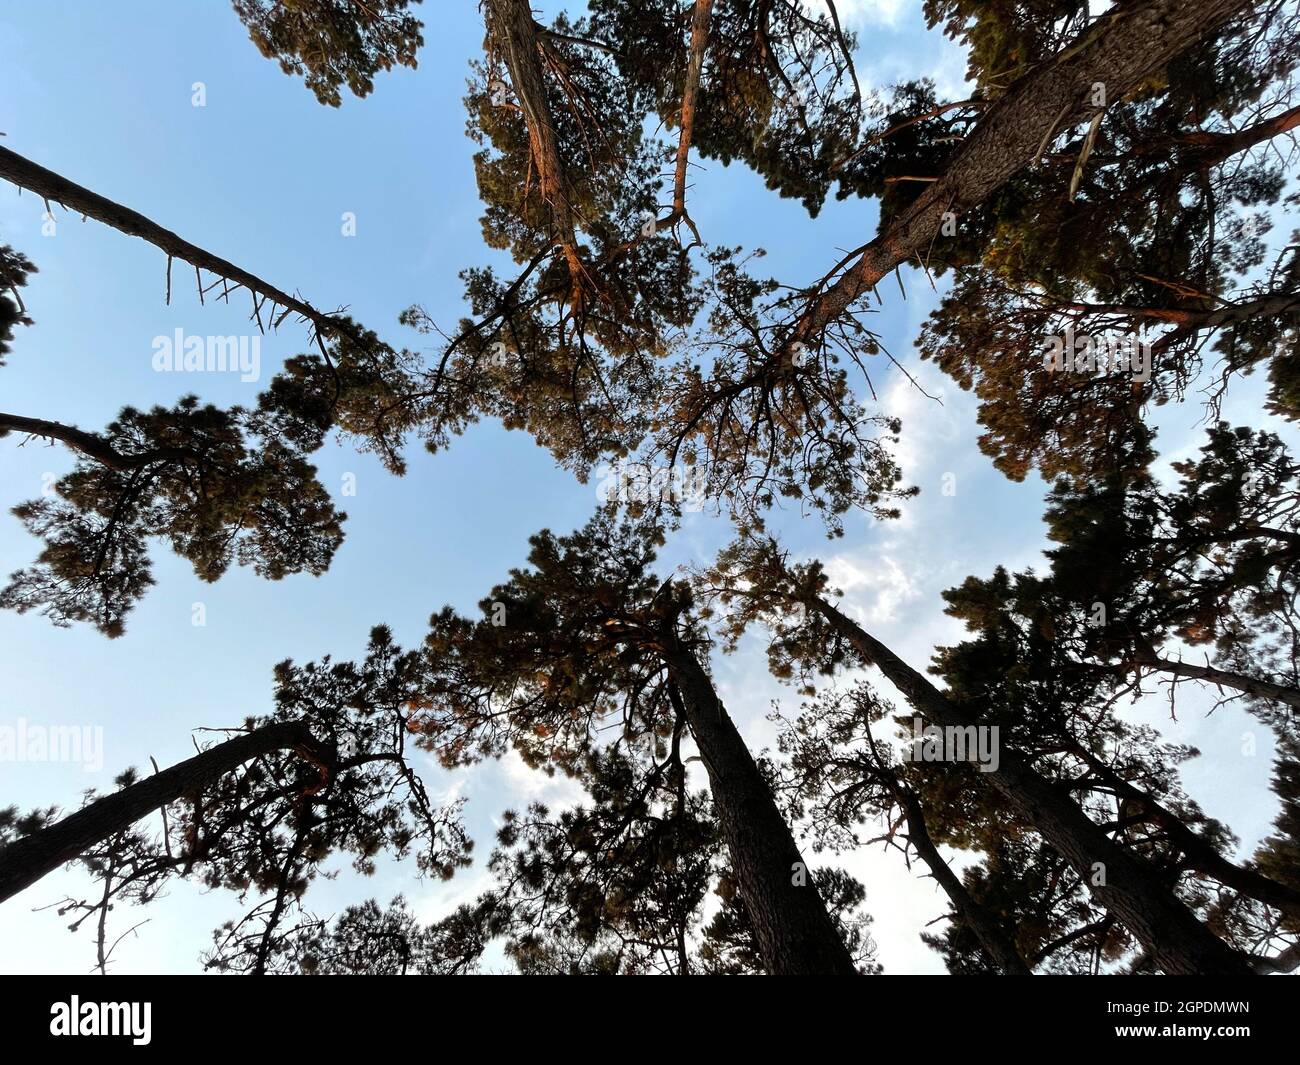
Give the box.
[411,511,860,973]
[232,0,424,107]
[0,627,472,972]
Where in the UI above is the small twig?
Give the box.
[1068,111,1104,201]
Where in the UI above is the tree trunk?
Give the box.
[662,643,859,974]
[810,596,1255,975]
[792,0,1251,345]
[0,146,358,349]
[899,789,1032,974]
[1135,654,1300,711]
[485,0,587,302]
[0,721,329,905]
[0,411,189,471]
[1063,290,1300,330]
[663,0,713,235]
[1064,739,1300,920]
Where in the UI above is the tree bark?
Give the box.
[675,1,713,207]
[661,642,859,974]
[0,721,330,905]
[810,596,1255,975]
[0,146,360,350]
[1064,739,1300,920]
[1134,654,1300,711]
[1061,290,1300,330]
[898,788,1032,974]
[659,0,713,241]
[791,0,1251,346]
[485,0,587,302]
[0,411,190,471]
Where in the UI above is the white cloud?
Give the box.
[874,362,967,494]
[498,748,587,807]
[823,550,921,625]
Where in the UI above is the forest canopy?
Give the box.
[0,0,1297,979]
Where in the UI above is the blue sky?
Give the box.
[0,0,1288,973]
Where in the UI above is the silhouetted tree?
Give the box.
[913,1,1299,480]
[0,627,472,972]
[701,529,1289,973]
[414,746,880,975]
[411,511,860,973]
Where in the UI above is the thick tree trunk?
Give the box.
[0,721,329,905]
[810,597,1254,975]
[1064,740,1300,920]
[485,0,587,302]
[791,0,1251,345]
[899,789,1032,974]
[662,643,858,974]
[0,146,358,349]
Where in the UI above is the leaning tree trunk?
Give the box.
[1064,737,1300,920]
[0,147,358,351]
[664,0,712,232]
[484,0,587,304]
[899,788,1032,975]
[811,597,1255,975]
[0,411,191,471]
[662,642,859,974]
[0,720,329,905]
[791,0,1251,345]
[1135,654,1300,711]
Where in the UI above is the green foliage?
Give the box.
[0,244,36,365]
[0,322,436,635]
[586,0,870,215]
[232,0,424,106]
[916,3,1300,481]
[481,747,718,974]
[0,396,345,636]
[10,0,1300,976]
[47,627,472,973]
[415,510,683,773]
